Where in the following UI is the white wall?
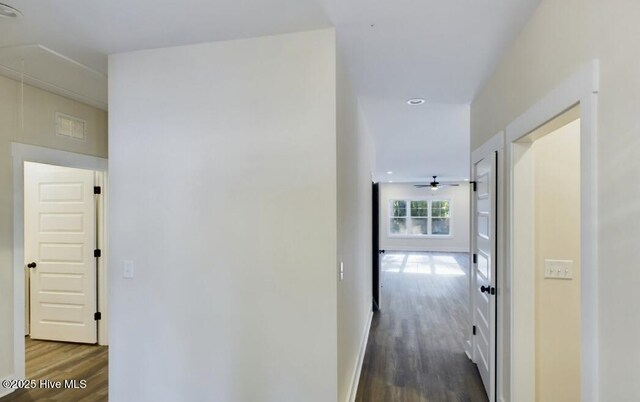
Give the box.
[379,183,470,252]
[108,29,338,402]
[471,1,640,400]
[0,74,107,396]
[336,47,375,401]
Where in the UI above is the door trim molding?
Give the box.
[472,131,504,165]
[505,60,599,402]
[11,143,108,384]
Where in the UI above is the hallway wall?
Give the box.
[0,75,107,396]
[471,0,640,400]
[108,29,338,401]
[336,46,375,401]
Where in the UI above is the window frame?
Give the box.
[387,197,453,238]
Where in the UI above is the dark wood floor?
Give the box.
[356,251,488,402]
[1,337,108,402]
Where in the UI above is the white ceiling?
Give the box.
[325,0,540,182]
[0,0,540,181]
[363,98,470,183]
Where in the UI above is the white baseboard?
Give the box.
[347,310,374,402]
[0,375,16,398]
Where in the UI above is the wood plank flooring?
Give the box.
[1,337,108,402]
[356,251,488,402]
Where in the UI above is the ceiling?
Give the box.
[363,98,470,183]
[0,0,540,181]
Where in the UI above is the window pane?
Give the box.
[390,218,407,234]
[390,200,407,217]
[410,200,429,217]
[432,218,450,235]
[431,200,450,218]
[410,217,429,235]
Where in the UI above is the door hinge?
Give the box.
[94,186,101,195]
[472,253,477,264]
[94,312,102,320]
[94,249,101,258]
[471,181,477,192]
[473,325,477,335]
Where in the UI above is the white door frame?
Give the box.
[11,143,109,382]
[469,131,504,402]
[506,60,599,402]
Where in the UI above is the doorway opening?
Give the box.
[360,180,483,401]
[505,61,598,402]
[512,106,582,402]
[7,144,108,401]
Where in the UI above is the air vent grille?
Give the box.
[56,112,86,141]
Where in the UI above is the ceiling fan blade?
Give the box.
[440,183,460,187]
[414,185,431,188]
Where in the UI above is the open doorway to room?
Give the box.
[358,180,487,401]
[4,145,108,402]
[511,106,582,402]
[502,62,598,402]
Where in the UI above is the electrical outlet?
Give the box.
[544,259,573,280]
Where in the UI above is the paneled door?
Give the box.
[473,152,497,400]
[25,162,98,344]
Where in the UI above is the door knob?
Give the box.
[27,262,37,269]
[480,285,496,295]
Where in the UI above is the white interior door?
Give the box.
[473,152,497,400]
[25,162,97,344]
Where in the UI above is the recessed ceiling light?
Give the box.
[389,181,393,183]
[0,3,22,19]
[464,179,469,181]
[407,98,425,106]
[386,171,393,175]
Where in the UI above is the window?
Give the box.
[389,199,451,236]
[390,200,407,234]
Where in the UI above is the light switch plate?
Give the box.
[339,262,344,281]
[123,260,134,279]
[544,259,573,280]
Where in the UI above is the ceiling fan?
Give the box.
[414,176,460,190]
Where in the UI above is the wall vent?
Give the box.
[56,112,86,141]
